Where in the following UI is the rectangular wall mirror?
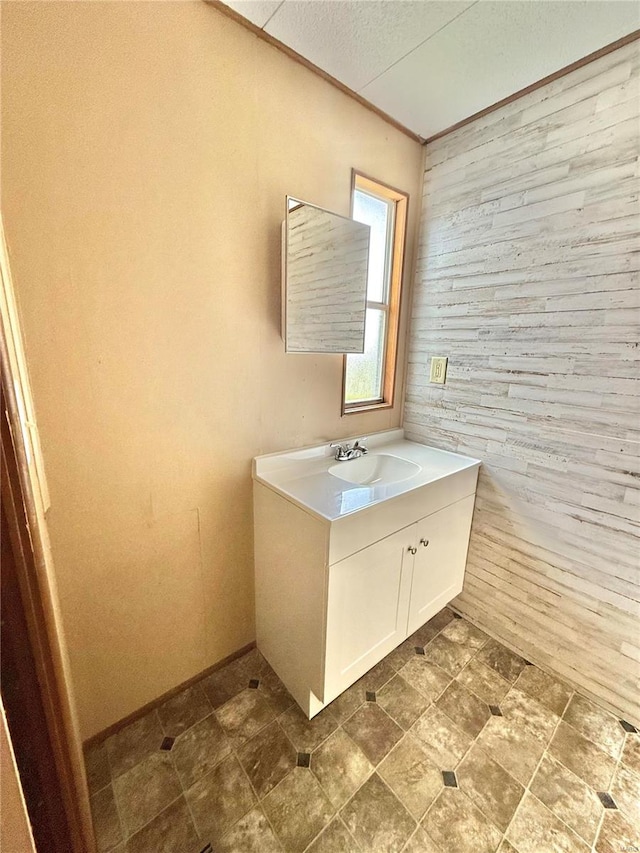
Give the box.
[282,197,370,353]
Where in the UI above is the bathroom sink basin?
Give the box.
[328,453,421,486]
[253,429,481,521]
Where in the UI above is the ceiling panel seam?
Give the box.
[262,0,285,31]
[356,0,479,92]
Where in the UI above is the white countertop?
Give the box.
[252,429,481,522]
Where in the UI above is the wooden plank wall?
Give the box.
[404,40,640,724]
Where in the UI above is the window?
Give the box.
[342,172,408,414]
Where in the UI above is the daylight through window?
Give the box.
[343,172,408,413]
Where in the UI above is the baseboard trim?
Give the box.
[83,641,256,750]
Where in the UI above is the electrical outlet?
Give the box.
[430,356,448,384]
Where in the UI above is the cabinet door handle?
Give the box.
[420,538,430,547]
[407,546,417,555]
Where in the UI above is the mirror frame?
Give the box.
[282,196,370,354]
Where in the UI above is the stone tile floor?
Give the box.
[85,608,640,853]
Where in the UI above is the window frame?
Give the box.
[341,170,409,415]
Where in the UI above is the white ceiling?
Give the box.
[221,0,640,139]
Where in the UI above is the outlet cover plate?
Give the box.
[430,357,448,384]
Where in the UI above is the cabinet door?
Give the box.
[324,526,414,702]
[407,495,475,636]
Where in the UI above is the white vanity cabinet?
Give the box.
[253,433,480,719]
[324,494,476,702]
[324,526,414,702]
[407,494,477,636]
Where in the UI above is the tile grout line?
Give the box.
[211,680,284,847]
[117,708,197,848]
[450,598,639,727]
[86,778,112,800]
[214,659,301,847]
[485,685,628,853]
[414,632,575,851]
[161,711,209,853]
[523,746,604,853]
[87,615,632,853]
[102,738,127,849]
[361,772,421,844]
[333,815,364,853]
[565,699,626,853]
[231,740,286,853]
[124,793,185,848]
[500,688,577,852]
[313,618,464,850]
[292,711,369,852]
[589,723,628,852]
[214,670,291,851]
[260,707,368,853]
[310,722,374,806]
[162,685,217,846]
[325,723,403,853]
[378,616,493,842]
[105,709,169,846]
[421,631,498,766]
[522,758,606,853]
[413,635,502,850]
[114,669,270,848]
[457,680,615,852]
[90,643,402,851]
[220,658,347,852]
[298,644,443,852]
[379,728,440,829]
[591,798,607,853]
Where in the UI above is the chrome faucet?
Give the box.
[330,438,369,461]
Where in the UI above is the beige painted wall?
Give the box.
[1,1,423,738]
[405,41,640,724]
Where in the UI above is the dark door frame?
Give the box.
[1,332,95,851]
